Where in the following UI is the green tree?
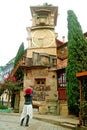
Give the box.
[14,42,24,66]
[11,42,24,108]
[14,42,25,84]
[1,76,17,107]
[0,43,25,108]
[66,10,87,115]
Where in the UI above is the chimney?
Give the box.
[62,36,65,43]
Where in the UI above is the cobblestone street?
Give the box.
[0,114,73,130]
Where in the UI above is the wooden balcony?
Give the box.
[20,54,57,68]
[10,53,57,76]
[20,56,33,67]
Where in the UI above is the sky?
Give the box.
[0,0,87,66]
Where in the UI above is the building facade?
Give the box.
[11,4,68,115]
[19,5,59,114]
[4,4,87,116]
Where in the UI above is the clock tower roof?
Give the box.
[30,5,58,26]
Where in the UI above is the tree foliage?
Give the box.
[66,10,87,115]
[1,76,23,107]
[14,42,24,67]
[0,43,25,107]
[14,42,24,86]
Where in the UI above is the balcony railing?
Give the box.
[21,57,33,67]
[10,53,57,76]
[20,55,57,68]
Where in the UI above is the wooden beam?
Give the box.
[76,71,87,77]
[79,80,82,125]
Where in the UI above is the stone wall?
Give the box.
[59,100,68,116]
[27,47,57,58]
[19,91,24,113]
[19,68,58,114]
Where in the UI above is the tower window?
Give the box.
[36,13,48,25]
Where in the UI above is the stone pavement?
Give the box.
[33,112,79,129]
[0,112,74,130]
[0,111,79,130]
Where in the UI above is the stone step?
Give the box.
[61,122,76,129]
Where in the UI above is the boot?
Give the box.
[20,118,24,126]
[25,115,29,126]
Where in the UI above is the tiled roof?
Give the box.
[57,59,67,69]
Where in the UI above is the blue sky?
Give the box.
[0,0,87,66]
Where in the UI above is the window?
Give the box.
[36,13,48,26]
[35,78,45,86]
[58,72,66,88]
[57,69,67,100]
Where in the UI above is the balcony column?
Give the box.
[26,27,32,48]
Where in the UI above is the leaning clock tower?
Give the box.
[26,4,58,57]
[22,4,59,115]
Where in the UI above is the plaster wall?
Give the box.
[27,47,57,58]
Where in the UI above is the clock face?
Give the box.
[32,29,55,47]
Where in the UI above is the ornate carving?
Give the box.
[32,85,51,101]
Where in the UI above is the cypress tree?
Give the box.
[14,42,25,81]
[66,10,87,115]
[14,42,24,67]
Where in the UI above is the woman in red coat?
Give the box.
[20,87,34,127]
